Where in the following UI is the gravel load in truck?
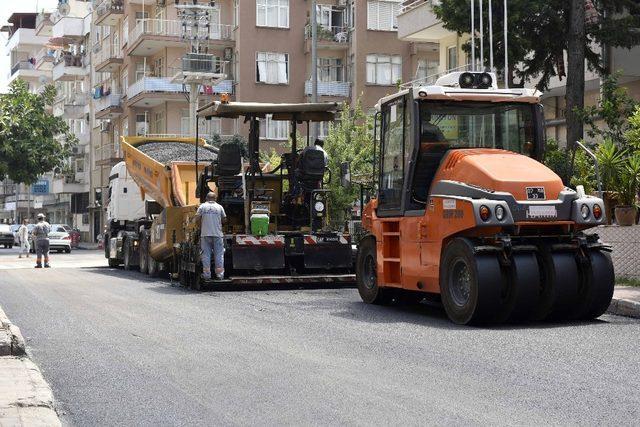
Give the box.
[136,142,217,164]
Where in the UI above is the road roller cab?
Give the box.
[357,71,614,325]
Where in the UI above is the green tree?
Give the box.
[0,79,76,185]
[576,72,637,147]
[324,100,375,226]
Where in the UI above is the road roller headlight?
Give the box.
[580,204,590,219]
[593,204,602,220]
[314,201,325,213]
[495,205,506,221]
[479,205,491,222]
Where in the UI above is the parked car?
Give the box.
[29,224,72,254]
[57,224,81,248]
[0,224,14,248]
[10,224,20,245]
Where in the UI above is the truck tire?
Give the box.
[139,234,149,275]
[108,258,119,268]
[123,239,134,271]
[356,237,393,305]
[148,256,159,278]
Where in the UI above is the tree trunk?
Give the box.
[566,0,586,149]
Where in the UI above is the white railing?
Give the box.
[11,61,34,76]
[127,77,186,99]
[400,0,438,14]
[36,12,52,30]
[95,43,123,65]
[130,19,233,45]
[94,94,122,112]
[204,79,234,94]
[95,0,124,18]
[400,64,473,88]
[304,24,349,43]
[305,80,351,97]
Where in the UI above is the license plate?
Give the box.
[527,205,557,219]
[526,187,546,200]
[317,236,340,243]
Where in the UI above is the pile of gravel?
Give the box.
[137,142,217,164]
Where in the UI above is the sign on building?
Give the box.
[31,180,49,194]
[4,202,16,212]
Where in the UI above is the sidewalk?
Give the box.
[0,307,61,426]
[608,286,640,319]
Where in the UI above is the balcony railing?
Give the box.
[305,80,351,97]
[304,24,349,43]
[400,0,438,13]
[11,61,35,76]
[127,77,186,99]
[36,12,52,30]
[95,43,123,65]
[130,19,233,45]
[96,0,124,17]
[95,94,123,112]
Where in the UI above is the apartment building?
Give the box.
[1,6,92,239]
[397,0,640,145]
[86,0,437,241]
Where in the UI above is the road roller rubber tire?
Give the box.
[139,233,149,275]
[575,250,615,320]
[357,237,393,305]
[440,238,504,325]
[533,250,580,321]
[501,253,541,322]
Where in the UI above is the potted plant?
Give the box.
[614,154,640,226]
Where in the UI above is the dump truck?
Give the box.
[119,102,355,289]
[356,71,614,324]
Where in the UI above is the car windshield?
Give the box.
[0,224,10,232]
[10,225,20,232]
[51,225,67,233]
[419,101,537,157]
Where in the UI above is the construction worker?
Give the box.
[194,192,226,280]
[301,138,329,167]
[17,219,30,259]
[32,213,51,268]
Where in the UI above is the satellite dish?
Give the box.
[58,2,71,16]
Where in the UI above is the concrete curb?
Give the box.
[0,306,62,426]
[0,308,26,356]
[607,298,640,319]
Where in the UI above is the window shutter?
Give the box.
[367,1,377,30]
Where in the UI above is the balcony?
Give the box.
[94,94,124,119]
[8,60,46,82]
[305,80,351,97]
[128,19,234,56]
[94,43,124,73]
[53,94,88,120]
[397,0,447,42]
[5,28,49,53]
[94,0,124,26]
[52,176,89,194]
[304,25,350,52]
[35,12,53,37]
[52,16,87,40]
[126,77,187,106]
[36,47,55,70]
[52,55,88,81]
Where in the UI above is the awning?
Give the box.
[197,101,341,122]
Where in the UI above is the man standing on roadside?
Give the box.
[194,192,226,280]
[17,219,30,259]
[32,213,51,268]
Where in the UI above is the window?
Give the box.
[318,121,334,139]
[379,98,405,210]
[367,0,400,31]
[122,118,128,137]
[318,58,344,82]
[256,0,289,28]
[234,0,239,27]
[256,52,289,84]
[416,59,439,80]
[122,17,129,46]
[153,57,164,77]
[153,111,165,134]
[260,115,289,140]
[366,54,402,85]
[447,46,458,71]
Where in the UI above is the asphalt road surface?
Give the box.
[0,247,638,425]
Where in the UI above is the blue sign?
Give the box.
[31,180,49,194]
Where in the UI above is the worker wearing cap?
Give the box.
[194,192,226,280]
[32,213,51,268]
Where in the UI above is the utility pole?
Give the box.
[479,0,484,69]
[311,0,319,141]
[488,0,493,71]
[503,0,508,88]
[471,0,475,70]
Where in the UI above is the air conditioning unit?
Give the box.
[223,47,233,61]
[100,121,111,132]
[156,0,166,6]
[71,146,84,155]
